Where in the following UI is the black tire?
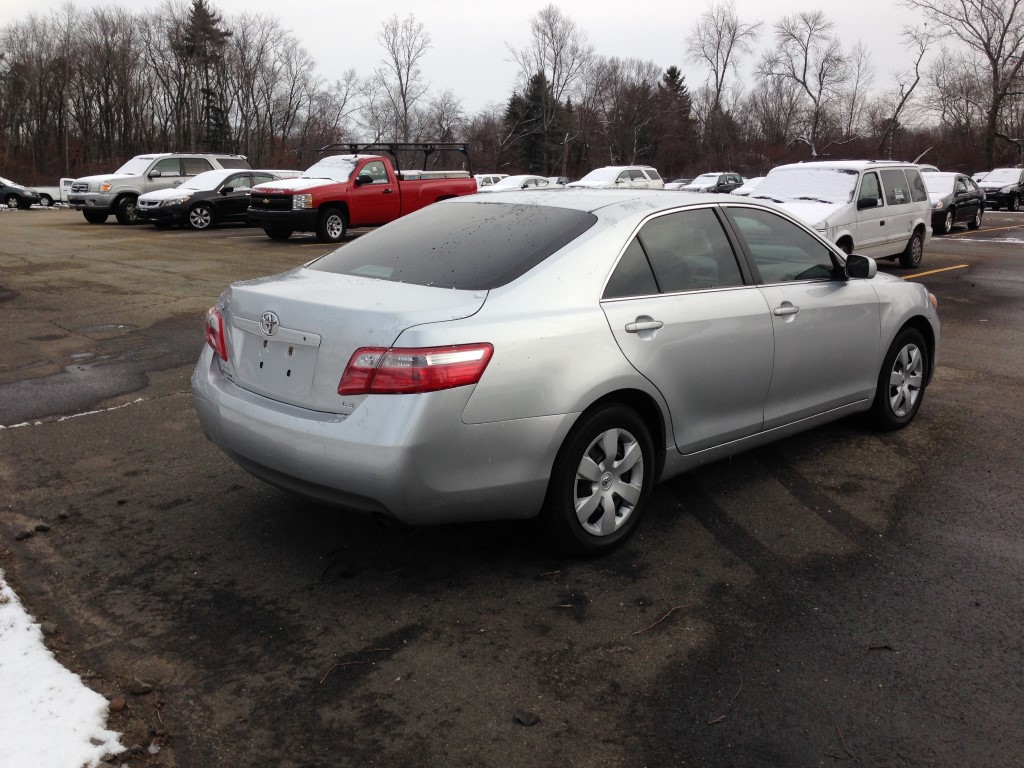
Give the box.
[114,195,139,225]
[871,327,929,431]
[939,209,954,235]
[1010,194,1020,213]
[4,194,19,209]
[316,207,348,243]
[187,202,215,231]
[898,229,924,269]
[39,195,53,207]
[83,210,108,224]
[263,225,293,241]
[540,404,655,556]
[967,206,982,230]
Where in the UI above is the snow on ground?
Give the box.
[0,568,123,768]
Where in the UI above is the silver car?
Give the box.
[193,190,939,554]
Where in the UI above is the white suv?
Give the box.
[567,166,664,189]
[750,160,932,268]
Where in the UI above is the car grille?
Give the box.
[70,182,89,193]
[249,194,292,211]
[137,199,160,209]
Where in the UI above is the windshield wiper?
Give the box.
[794,196,834,204]
[751,194,784,203]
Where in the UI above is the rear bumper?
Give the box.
[191,347,572,525]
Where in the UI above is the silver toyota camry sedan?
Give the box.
[193,189,939,554]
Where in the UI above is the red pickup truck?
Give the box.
[248,142,477,243]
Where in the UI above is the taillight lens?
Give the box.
[205,307,228,361]
[338,343,493,395]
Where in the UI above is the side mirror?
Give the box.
[857,196,878,210]
[149,170,162,178]
[356,174,373,186]
[845,253,877,279]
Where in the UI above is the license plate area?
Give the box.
[231,317,321,396]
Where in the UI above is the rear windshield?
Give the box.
[308,201,598,290]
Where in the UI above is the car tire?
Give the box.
[541,404,655,556]
[898,229,924,269]
[39,195,53,207]
[187,203,215,231]
[316,207,347,243]
[967,206,982,230]
[1010,194,1020,212]
[940,209,954,235]
[871,327,928,431]
[114,195,139,225]
[263,225,293,241]
[83,210,108,224]
[4,194,19,209]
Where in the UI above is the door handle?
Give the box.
[773,303,800,316]
[625,319,664,333]
[383,188,394,194]
[879,220,885,226]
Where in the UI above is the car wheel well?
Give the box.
[837,236,853,254]
[576,389,667,480]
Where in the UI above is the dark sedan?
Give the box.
[1,176,42,209]
[136,169,290,230]
[923,171,985,234]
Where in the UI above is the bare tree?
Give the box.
[685,0,761,115]
[875,28,931,157]
[374,13,431,141]
[838,42,876,138]
[902,0,1024,166]
[757,11,850,158]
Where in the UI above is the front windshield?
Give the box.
[984,168,1020,184]
[753,167,859,203]
[302,156,359,182]
[113,156,157,176]
[688,173,720,185]
[924,174,955,195]
[577,168,619,182]
[180,170,232,191]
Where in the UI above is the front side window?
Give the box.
[616,171,631,184]
[361,161,389,184]
[637,208,744,293]
[151,158,182,177]
[859,172,883,206]
[726,207,837,284]
[955,178,968,194]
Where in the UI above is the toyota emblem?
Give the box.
[260,311,280,336]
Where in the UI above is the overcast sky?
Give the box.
[0,0,938,114]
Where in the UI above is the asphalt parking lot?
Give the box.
[2,208,1023,767]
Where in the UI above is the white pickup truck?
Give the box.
[32,178,74,207]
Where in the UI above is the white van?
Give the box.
[750,160,932,268]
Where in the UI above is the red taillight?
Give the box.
[205,307,228,361]
[338,343,493,395]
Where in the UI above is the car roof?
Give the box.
[771,160,921,172]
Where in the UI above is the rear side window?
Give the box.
[645,169,662,180]
[217,157,250,169]
[637,208,744,293]
[309,202,597,290]
[603,239,658,299]
[905,169,928,202]
[880,169,911,205]
[182,157,213,175]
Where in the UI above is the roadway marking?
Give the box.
[902,264,970,280]
[948,223,1024,236]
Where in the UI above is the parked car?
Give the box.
[193,189,939,555]
[922,171,985,234]
[1,176,42,209]
[474,174,508,189]
[567,166,664,189]
[975,167,1024,211]
[972,172,989,183]
[476,175,551,192]
[248,142,477,243]
[663,178,693,190]
[731,176,766,196]
[750,160,932,268]
[68,153,251,225]
[680,172,744,193]
[137,169,298,230]
[32,178,74,207]
[547,176,569,186]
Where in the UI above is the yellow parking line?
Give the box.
[949,223,1024,236]
[902,264,970,280]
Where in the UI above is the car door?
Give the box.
[853,171,887,257]
[723,205,881,428]
[879,168,915,254]
[219,173,253,220]
[953,175,974,223]
[601,206,775,454]
[349,160,401,225]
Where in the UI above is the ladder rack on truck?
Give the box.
[316,142,473,176]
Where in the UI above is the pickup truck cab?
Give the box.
[248,143,477,243]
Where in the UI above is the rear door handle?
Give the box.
[625,319,664,333]
[383,188,394,194]
[773,302,800,316]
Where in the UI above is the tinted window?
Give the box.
[637,208,744,292]
[905,169,928,202]
[880,169,911,205]
[251,173,276,186]
[152,158,181,177]
[616,171,631,183]
[955,177,968,194]
[182,157,213,175]
[859,172,882,205]
[217,157,250,169]
[309,202,597,290]
[645,169,662,180]
[603,239,658,299]
[727,207,837,284]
